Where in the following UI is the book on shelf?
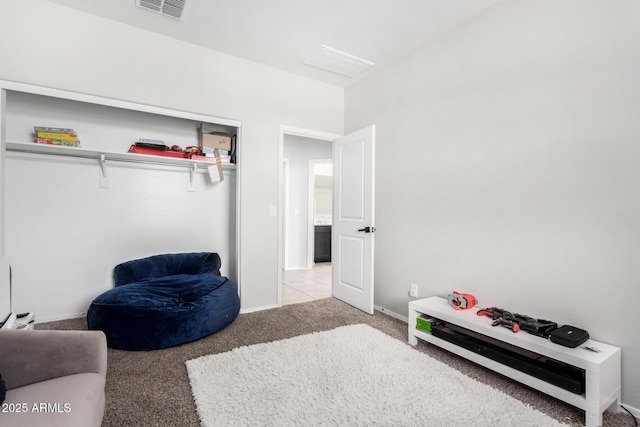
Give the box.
[34,126,76,134]
[33,126,79,142]
[34,138,81,147]
[36,132,78,141]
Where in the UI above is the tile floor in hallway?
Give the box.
[282,263,332,305]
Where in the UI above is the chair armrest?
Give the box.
[0,329,107,390]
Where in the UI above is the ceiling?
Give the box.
[45,0,502,87]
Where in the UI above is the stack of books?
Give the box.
[33,126,81,147]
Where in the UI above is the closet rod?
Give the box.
[4,141,235,170]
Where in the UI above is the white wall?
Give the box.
[346,0,640,410]
[283,135,332,269]
[0,258,9,316]
[0,0,343,316]
[0,90,6,257]
[6,153,238,320]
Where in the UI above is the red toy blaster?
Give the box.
[447,291,478,310]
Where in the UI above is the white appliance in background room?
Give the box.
[313,163,333,225]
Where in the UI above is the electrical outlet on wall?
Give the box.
[409,283,418,298]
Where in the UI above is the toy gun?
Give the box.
[477,307,520,332]
[512,313,558,337]
[447,291,478,310]
[477,307,557,336]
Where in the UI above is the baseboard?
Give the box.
[35,312,86,324]
[374,305,408,323]
[239,304,278,314]
[620,403,640,421]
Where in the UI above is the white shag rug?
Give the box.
[186,324,565,427]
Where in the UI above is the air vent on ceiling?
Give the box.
[303,45,375,79]
[136,0,187,20]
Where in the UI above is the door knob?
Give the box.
[357,226,376,233]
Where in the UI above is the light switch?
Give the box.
[269,206,277,217]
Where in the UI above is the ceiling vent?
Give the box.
[303,45,375,79]
[136,0,187,20]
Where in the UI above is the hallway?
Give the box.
[282,263,331,305]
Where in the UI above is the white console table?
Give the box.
[408,297,621,427]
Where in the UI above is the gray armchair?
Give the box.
[0,329,107,427]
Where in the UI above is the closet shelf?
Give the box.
[5,141,237,171]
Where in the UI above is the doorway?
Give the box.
[278,126,340,306]
[278,125,376,312]
[283,159,333,304]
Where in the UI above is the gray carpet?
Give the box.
[37,298,634,427]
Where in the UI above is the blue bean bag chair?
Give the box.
[87,252,240,351]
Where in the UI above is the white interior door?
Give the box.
[332,125,375,314]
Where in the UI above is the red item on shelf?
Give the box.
[128,145,190,159]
